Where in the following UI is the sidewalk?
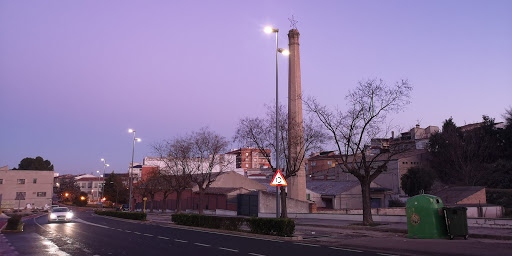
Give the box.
[145,212,512,255]
[145,212,512,240]
[0,212,47,256]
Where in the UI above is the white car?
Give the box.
[48,207,73,223]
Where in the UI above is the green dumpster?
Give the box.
[406,194,447,239]
[443,207,469,240]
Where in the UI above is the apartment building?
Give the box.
[76,175,104,202]
[0,166,54,209]
[226,148,271,175]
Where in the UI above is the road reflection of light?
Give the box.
[42,238,70,256]
[48,222,77,236]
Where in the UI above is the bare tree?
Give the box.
[153,138,194,213]
[189,127,231,214]
[234,104,328,218]
[305,78,413,225]
[137,170,162,212]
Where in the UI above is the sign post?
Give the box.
[270,170,287,218]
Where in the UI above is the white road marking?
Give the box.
[329,247,362,253]
[125,230,132,233]
[134,232,142,235]
[165,225,284,243]
[294,242,320,247]
[377,253,399,256]
[194,243,211,247]
[143,234,154,237]
[175,239,188,243]
[72,218,110,229]
[248,253,266,256]
[219,247,239,252]
[158,236,170,240]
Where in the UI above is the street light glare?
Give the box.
[136,138,142,142]
[128,129,134,133]
[264,26,277,34]
[279,49,290,56]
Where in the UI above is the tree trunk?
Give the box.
[176,190,182,213]
[361,181,374,225]
[198,189,204,215]
[162,194,168,213]
[150,195,155,213]
[280,186,288,218]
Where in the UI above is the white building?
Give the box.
[143,154,243,176]
[0,166,54,209]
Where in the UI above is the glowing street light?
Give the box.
[100,158,109,208]
[264,25,289,218]
[128,128,141,211]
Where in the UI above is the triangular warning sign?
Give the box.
[270,169,287,186]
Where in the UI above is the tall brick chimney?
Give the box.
[287,28,306,201]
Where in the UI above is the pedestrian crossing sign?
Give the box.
[270,169,287,186]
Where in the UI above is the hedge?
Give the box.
[171,213,244,231]
[5,214,22,230]
[246,217,295,237]
[171,213,295,237]
[95,210,147,221]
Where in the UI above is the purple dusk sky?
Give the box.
[1,1,511,175]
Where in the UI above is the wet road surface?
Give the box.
[4,209,393,256]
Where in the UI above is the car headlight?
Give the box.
[50,214,57,219]
[66,212,73,218]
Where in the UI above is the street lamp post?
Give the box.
[100,158,109,208]
[264,26,289,218]
[128,129,141,212]
[96,170,101,203]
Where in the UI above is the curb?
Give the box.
[148,219,303,241]
[297,223,512,241]
[95,213,302,241]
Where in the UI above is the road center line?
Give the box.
[174,239,188,243]
[294,242,320,247]
[377,253,398,256]
[248,253,266,256]
[158,236,170,240]
[143,234,154,237]
[194,243,211,247]
[133,232,142,235]
[329,247,362,253]
[219,247,239,252]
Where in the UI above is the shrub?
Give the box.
[95,210,146,221]
[171,214,295,237]
[487,189,512,208]
[5,214,22,230]
[73,192,89,207]
[246,217,295,237]
[171,213,244,231]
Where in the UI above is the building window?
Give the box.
[17,179,25,184]
[88,183,92,188]
[81,183,86,188]
[307,194,311,200]
[37,192,47,197]
[33,178,37,184]
[245,164,249,167]
[311,162,316,166]
[327,161,332,165]
[0,179,3,184]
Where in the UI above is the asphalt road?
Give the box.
[4,209,397,256]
